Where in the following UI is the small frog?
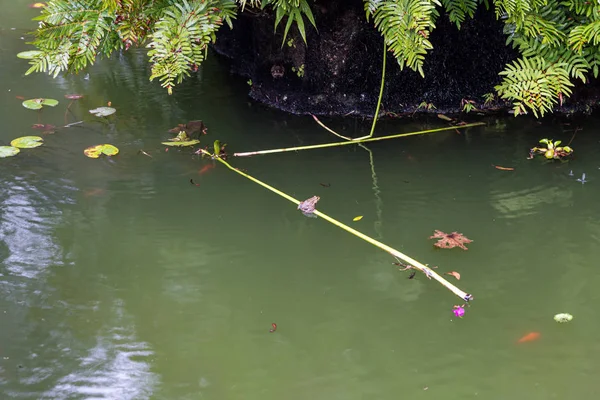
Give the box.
[298,196,320,217]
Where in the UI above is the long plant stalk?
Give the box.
[200,149,474,302]
[234,122,485,157]
[355,42,387,140]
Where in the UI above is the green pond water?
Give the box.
[2,3,600,399]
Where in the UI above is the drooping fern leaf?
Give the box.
[495,56,573,117]
[366,0,441,77]
[261,0,316,44]
[147,0,236,94]
[441,0,478,29]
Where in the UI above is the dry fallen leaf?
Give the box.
[353,216,363,221]
[445,271,461,280]
[493,164,515,171]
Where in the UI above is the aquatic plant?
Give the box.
[11,136,44,148]
[89,107,116,117]
[554,313,573,323]
[528,139,573,160]
[0,146,20,158]
[84,144,119,158]
[161,130,200,147]
[22,98,58,110]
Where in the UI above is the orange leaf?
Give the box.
[493,164,515,171]
[445,271,461,280]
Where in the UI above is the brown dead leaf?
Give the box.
[445,271,461,280]
[493,164,515,171]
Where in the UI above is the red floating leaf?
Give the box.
[429,230,473,250]
[65,94,84,100]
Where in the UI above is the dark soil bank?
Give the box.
[213,0,599,117]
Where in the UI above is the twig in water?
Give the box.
[567,127,581,146]
[138,150,153,158]
[63,121,83,128]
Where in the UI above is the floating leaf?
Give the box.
[445,271,461,280]
[29,3,46,8]
[17,50,42,59]
[0,146,20,158]
[214,140,221,156]
[22,98,58,110]
[169,131,190,142]
[353,216,363,221]
[553,313,573,323]
[84,144,119,158]
[429,230,472,250]
[10,136,43,148]
[65,94,84,100]
[161,140,200,147]
[493,165,515,171]
[41,98,58,106]
[437,114,453,122]
[31,123,56,134]
[89,107,116,117]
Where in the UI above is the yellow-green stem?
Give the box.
[200,149,473,302]
[234,122,485,157]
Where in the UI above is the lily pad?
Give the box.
[17,50,42,59]
[10,136,43,148]
[161,140,200,147]
[22,98,59,110]
[84,144,119,158]
[554,313,573,323]
[89,107,116,117]
[0,146,20,158]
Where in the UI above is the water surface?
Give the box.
[1,3,600,399]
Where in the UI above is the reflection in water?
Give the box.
[0,175,72,283]
[43,300,158,400]
[490,185,572,218]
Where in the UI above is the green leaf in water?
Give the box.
[0,146,20,158]
[42,98,58,106]
[17,50,43,59]
[84,144,119,158]
[214,140,221,156]
[22,98,59,110]
[89,107,116,117]
[161,140,200,147]
[10,136,43,148]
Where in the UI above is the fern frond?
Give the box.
[263,0,316,44]
[495,56,573,117]
[367,0,441,77]
[147,0,235,94]
[441,0,478,29]
[568,21,600,51]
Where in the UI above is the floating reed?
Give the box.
[234,122,485,157]
[200,149,474,302]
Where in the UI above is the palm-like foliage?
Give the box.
[23,0,600,116]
